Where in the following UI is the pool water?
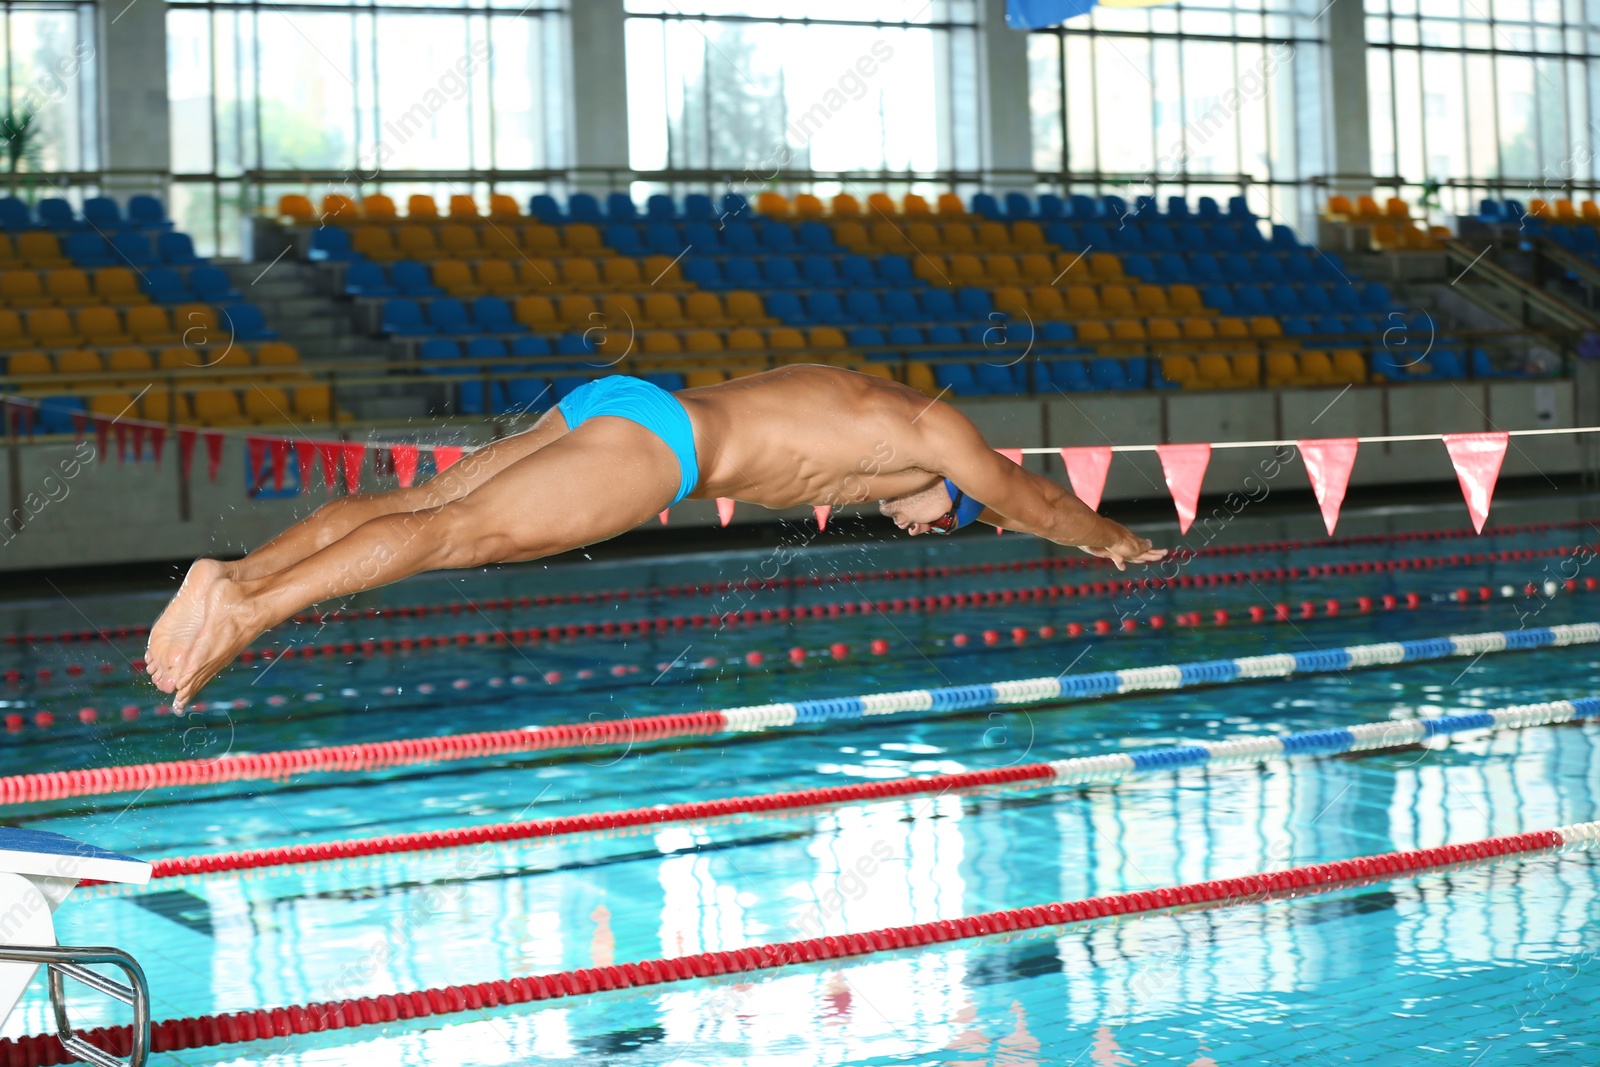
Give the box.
[2,498,1598,1065]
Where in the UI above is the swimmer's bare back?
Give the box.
[145,365,1161,710]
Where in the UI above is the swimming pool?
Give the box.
[2,496,1598,1065]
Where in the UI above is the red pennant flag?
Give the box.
[1443,431,1510,533]
[113,423,128,463]
[995,448,1024,466]
[129,424,146,463]
[392,444,420,488]
[1297,438,1359,535]
[316,442,341,493]
[716,498,735,527]
[341,442,366,494]
[268,438,291,491]
[203,431,225,481]
[1058,446,1113,512]
[245,436,268,490]
[177,428,197,479]
[814,505,831,530]
[433,446,464,472]
[1156,443,1210,535]
[148,425,166,465]
[70,410,87,445]
[658,509,669,525]
[92,415,109,462]
[294,441,317,495]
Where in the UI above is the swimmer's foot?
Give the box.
[146,558,234,693]
[165,570,267,713]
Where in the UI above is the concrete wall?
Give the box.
[0,381,1586,572]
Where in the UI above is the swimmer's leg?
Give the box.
[151,416,681,709]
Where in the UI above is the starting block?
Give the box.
[0,828,151,1067]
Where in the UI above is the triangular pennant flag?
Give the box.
[1297,438,1359,536]
[70,410,87,445]
[294,441,317,496]
[148,425,166,465]
[128,424,146,463]
[1156,443,1211,535]
[716,498,735,527]
[813,505,831,530]
[433,445,464,472]
[316,442,341,493]
[92,415,109,462]
[245,436,268,491]
[995,448,1024,465]
[113,422,128,464]
[203,431,225,481]
[373,447,393,477]
[341,442,366,494]
[177,428,197,479]
[392,444,420,488]
[1443,431,1510,534]
[268,438,291,492]
[658,509,669,525]
[1058,446,1113,512]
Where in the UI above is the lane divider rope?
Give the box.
[6,621,1597,805]
[102,697,1600,884]
[29,822,1600,1064]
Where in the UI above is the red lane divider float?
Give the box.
[26,825,1587,1064]
[277,518,1592,628]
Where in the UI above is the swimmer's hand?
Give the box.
[1078,529,1165,571]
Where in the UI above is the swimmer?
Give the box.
[146,365,1164,709]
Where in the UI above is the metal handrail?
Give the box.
[0,944,150,1067]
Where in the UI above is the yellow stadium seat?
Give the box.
[1019,254,1056,284]
[514,295,557,330]
[362,194,397,221]
[521,225,561,256]
[1099,286,1135,317]
[201,346,249,383]
[685,370,726,388]
[993,288,1028,318]
[1231,354,1261,385]
[1161,355,1197,386]
[193,389,247,426]
[1384,197,1411,219]
[320,194,357,224]
[407,195,439,219]
[1110,319,1147,343]
[867,193,898,216]
[833,221,870,253]
[0,310,25,349]
[1555,199,1576,220]
[292,385,337,422]
[175,304,219,345]
[599,293,641,326]
[1332,349,1367,383]
[756,192,790,217]
[1011,221,1048,252]
[1066,286,1101,317]
[725,291,773,326]
[56,349,102,376]
[17,234,66,269]
[870,221,913,253]
[1147,319,1181,342]
[1075,321,1111,343]
[1134,285,1169,314]
[1584,201,1600,222]
[985,255,1021,285]
[1265,352,1300,386]
[76,307,129,345]
[396,226,439,259]
[125,305,174,345]
[642,254,690,289]
[937,193,966,216]
[794,194,825,218]
[557,294,599,330]
[93,268,146,306]
[683,330,724,353]
[1248,316,1282,339]
[516,258,559,288]
[1054,252,1091,284]
[1088,253,1124,282]
[0,236,19,270]
[912,254,949,284]
[140,390,191,424]
[475,260,520,296]
[351,227,399,261]
[107,347,153,385]
[25,308,78,345]
[244,384,293,423]
[86,392,134,418]
[432,260,481,297]
[560,258,602,290]
[903,194,931,216]
[853,362,895,381]
[563,224,602,254]
[0,271,46,308]
[1195,354,1234,387]
[832,193,861,217]
[1355,195,1382,219]
[1181,317,1217,340]
[5,350,50,384]
[1029,287,1066,318]
[1168,285,1204,315]
[641,332,682,355]
[488,194,521,221]
[1300,351,1336,383]
[942,222,976,251]
[255,342,300,369]
[642,293,687,329]
[726,328,766,354]
[768,327,806,353]
[438,225,480,257]
[156,346,201,372]
[602,257,642,288]
[45,269,93,307]
[448,195,480,219]
[1325,195,1353,218]
[946,254,984,285]
[278,195,314,222]
[904,361,937,395]
[809,326,845,350]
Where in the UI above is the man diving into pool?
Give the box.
[145,365,1164,710]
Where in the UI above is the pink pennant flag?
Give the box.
[1156,443,1210,535]
[433,445,464,472]
[294,440,318,495]
[392,444,420,488]
[92,415,110,463]
[1059,446,1113,512]
[177,428,197,479]
[268,439,291,491]
[341,442,367,494]
[316,442,341,493]
[245,436,268,488]
[70,411,87,445]
[814,505,831,530]
[716,498,735,527]
[995,448,1024,465]
[1297,438,1359,536]
[658,510,669,525]
[1443,431,1510,533]
[203,431,225,481]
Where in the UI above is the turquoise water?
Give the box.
[1,505,1598,1064]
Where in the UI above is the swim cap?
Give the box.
[932,478,985,533]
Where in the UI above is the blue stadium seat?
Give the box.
[1112,225,1147,253]
[722,222,758,254]
[384,299,433,336]
[220,303,275,340]
[157,231,204,266]
[849,327,887,356]
[38,198,77,229]
[1153,253,1189,284]
[309,228,354,262]
[1267,284,1301,315]
[839,255,875,286]
[1360,282,1393,310]
[683,222,721,251]
[1346,314,1378,335]
[567,193,603,223]
[1038,321,1076,350]
[1219,253,1255,281]
[956,288,994,318]
[1121,253,1156,280]
[797,221,836,251]
[882,290,919,322]
[1234,222,1266,249]
[1143,223,1175,251]
[504,375,551,412]
[934,362,981,396]
[805,290,848,325]
[472,296,526,333]
[1282,316,1314,338]
[189,265,241,302]
[722,256,760,288]
[1235,285,1270,316]
[683,194,716,221]
[528,194,561,223]
[556,332,596,357]
[64,232,115,267]
[1123,357,1149,387]
[82,197,126,230]
[32,396,87,435]
[970,193,1001,219]
[606,193,638,221]
[458,338,508,414]
[763,291,805,323]
[1201,286,1237,315]
[926,324,962,353]
[511,334,552,358]
[644,222,682,255]
[1175,223,1207,250]
[1227,196,1255,219]
[846,290,885,322]
[1270,224,1300,249]
[1101,194,1129,219]
[721,193,750,220]
[1044,222,1077,248]
[801,255,840,286]
[1280,252,1315,281]
[1051,359,1090,391]
[974,363,1023,394]
[110,231,157,267]
[1080,222,1112,247]
[1037,193,1065,219]
[876,255,915,287]
[1298,286,1333,315]
[1068,194,1097,218]
[1004,192,1034,219]
[1196,196,1221,219]
[603,224,643,256]
[1430,349,1465,379]
[419,338,460,363]
[143,266,194,302]
[1209,225,1241,252]
[1328,286,1362,314]
[0,197,29,231]
[426,298,474,335]
[757,221,797,253]
[1089,358,1127,390]
[761,256,800,287]
[1313,316,1345,339]
[1134,195,1158,217]
[646,194,677,221]
[919,288,958,321]
[887,325,924,353]
[1164,196,1188,218]
[681,259,721,288]
[392,260,443,297]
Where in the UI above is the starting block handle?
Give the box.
[0,945,149,1067]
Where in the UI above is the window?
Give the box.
[1367,0,1600,217]
[1026,0,1326,232]
[167,0,566,255]
[0,2,97,177]
[624,1,981,203]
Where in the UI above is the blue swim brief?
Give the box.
[556,376,700,505]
